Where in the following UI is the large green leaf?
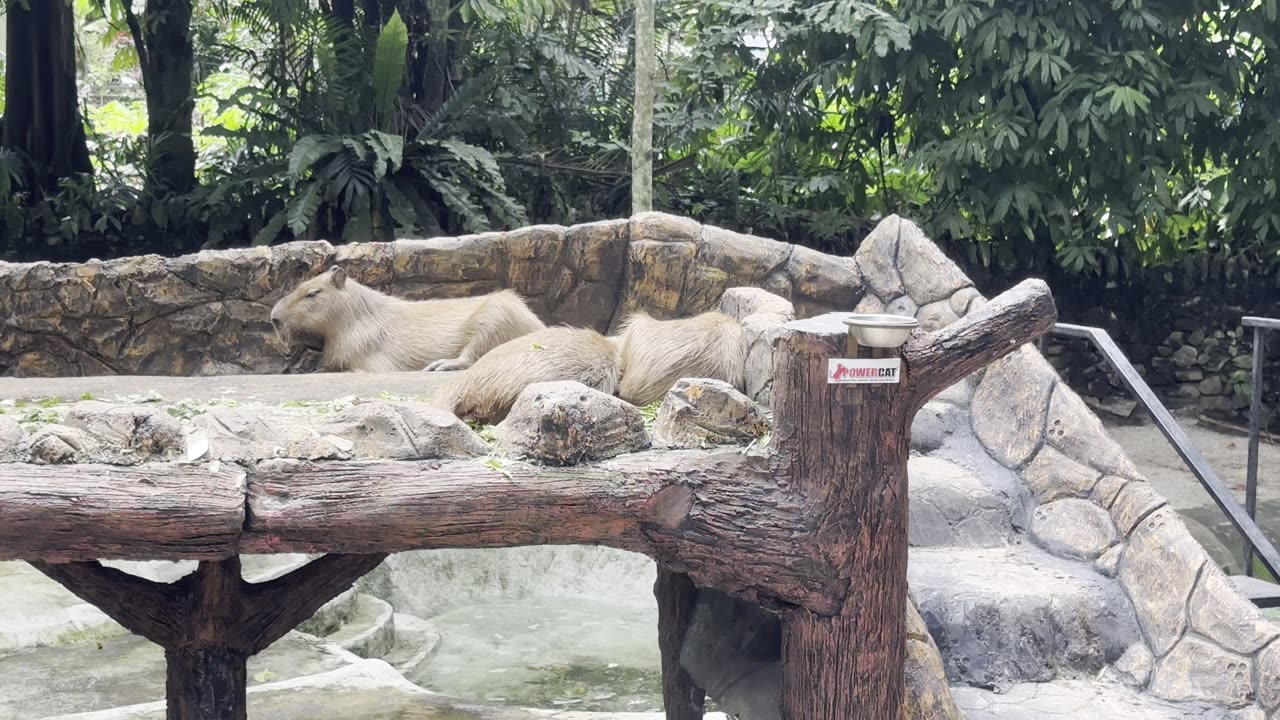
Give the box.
[372,9,410,133]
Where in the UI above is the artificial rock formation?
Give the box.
[1,211,1276,719]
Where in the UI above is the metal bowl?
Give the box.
[842,313,920,348]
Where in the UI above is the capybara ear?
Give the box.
[330,266,347,289]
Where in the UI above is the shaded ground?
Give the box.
[1102,409,1280,575]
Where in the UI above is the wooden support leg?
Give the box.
[654,568,706,720]
[165,647,248,720]
[31,552,386,720]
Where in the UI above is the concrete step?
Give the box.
[380,613,441,678]
[908,456,1015,548]
[909,545,1139,687]
[316,593,396,660]
[952,678,1230,719]
[296,586,362,638]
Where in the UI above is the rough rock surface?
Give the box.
[908,457,1012,548]
[1030,498,1118,560]
[1044,383,1144,480]
[911,400,967,453]
[27,425,101,464]
[853,214,905,299]
[954,679,1227,719]
[897,219,972,306]
[1149,635,1252,707]
[1118,508,1207,656]
[1111,642,1154,687]
[1021,445,1102,502]
[971,347,1057,467]
[497,382,650,464]
[63,402,184,460]
[191,402,486,462]
[1189,567,1279,655]
[718,287,794,405]
[652,379,769,448]
[0,415,28,461]
[909,546,1139,686]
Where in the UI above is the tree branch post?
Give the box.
[771,279,1055,719]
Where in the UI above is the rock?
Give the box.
[741,313,788,406]
[1201,396,1233,413]
[911,546,1139,686]
[1258,641,1280,710]
[1157,345,1174,357]
[1119,508,1207,656]
[718,287,794,322]
[905,597,966,720]
[1149,635,1252,707]
[897,218,971,305]
[1111,643,1154,687]
[1110,482,1167,536]
[1189,330,1206,346]
[916,299,959,332]
[853,294,885,314]
[885,295,919,319]
[652,379,769,448]
[1172,383,1202,400]
[1234,354,1254,369]
[971,347,1057,467]
[698,225,791,288]
[1031,498,1118,560]
[1169,331,1186,344]
[62,402,184,460]
[910,400,967,453]
[616,239,698,320]
[1022,445,1102,502]
[949,287,982,317]
[1199,376,1225,396]
[1172,345,1199,368]
[27,425,100,464]
[1044,384,1144,480]
[630,211,701,244]
[785,246,861,309]
[1095,544,1124,577]
[323,402,488,460]
[1093,475,1130,509]
[1189,566,1279,655]
[909,457,1013,548]
[1176,368,1205,382]
[854,215,905,298]
[0,416,28,461]
[1085,396,1139,421]
[497,381,650,464]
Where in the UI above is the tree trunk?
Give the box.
[1,0,93,194]
[136,0,197,195]
[630,0,655,212]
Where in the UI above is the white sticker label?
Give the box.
[827,358,901,384]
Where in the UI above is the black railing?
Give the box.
[1044,323,1280,607]
[1243,316,1277,580]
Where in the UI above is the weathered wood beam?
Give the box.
[904,278,1057,407]
[244,453,844,614]
[0,462,246,562]
[30,560,189,641]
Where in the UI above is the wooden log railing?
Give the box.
[0,279,1057,720]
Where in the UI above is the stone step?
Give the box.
[909,545,1140,687]
[380,612,441,678]
[908,456,1015,548]
[951,679,1230,719]
[296,586,362,638]
[315,593,397,660]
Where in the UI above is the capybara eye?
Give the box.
[306,289,321,298]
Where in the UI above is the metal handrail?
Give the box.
[1243,316,1276,577]
[1046,323,1280,585]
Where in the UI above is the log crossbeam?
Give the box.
[2,279,1057,720]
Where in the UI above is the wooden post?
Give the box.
[654,568,706,720]
[32,553,386,719]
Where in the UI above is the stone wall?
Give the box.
[1041,285,1280,427]
[0,216,857,378]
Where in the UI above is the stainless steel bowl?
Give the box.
[842,313,920,348]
